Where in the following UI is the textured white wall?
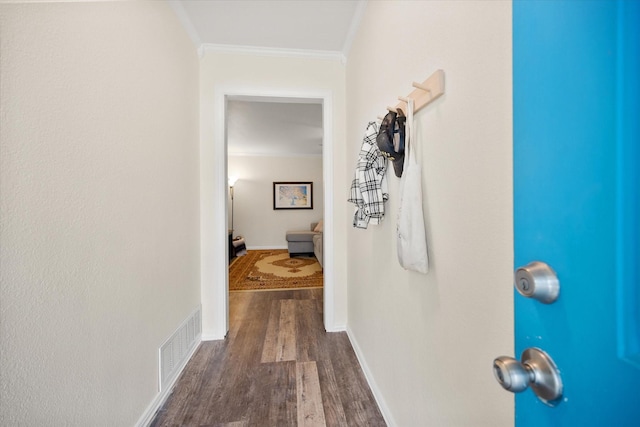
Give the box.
[0,2,200,425]
[200,52,348,336]
[345,1,514,426]
[228,155,323,248]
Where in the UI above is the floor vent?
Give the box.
[159,306,201,391]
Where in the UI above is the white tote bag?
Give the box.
[397,99,429,274]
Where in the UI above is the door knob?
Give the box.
[514,261,559,303]
[493,347,563,405]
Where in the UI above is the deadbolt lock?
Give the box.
[514,261,559,304]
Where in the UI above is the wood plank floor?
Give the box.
[150,288,386,427]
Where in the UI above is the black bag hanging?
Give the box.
[377,110,406,177]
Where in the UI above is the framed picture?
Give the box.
[273,182,313,210]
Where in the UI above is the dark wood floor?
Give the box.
[150,288,386,426]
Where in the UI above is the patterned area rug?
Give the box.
[229,249,323,291]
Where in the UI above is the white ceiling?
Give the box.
[171,0,364,156]
[174,0,363,55]
[227,98,323,157]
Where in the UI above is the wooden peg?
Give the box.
[381,69,444,116]
[412,81,432,92]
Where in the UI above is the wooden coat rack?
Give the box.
[381,69,445,116]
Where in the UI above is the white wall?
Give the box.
[0,3,200,425]
[345,2,514,426]
[229,155,323,248]
[200,52,348,336]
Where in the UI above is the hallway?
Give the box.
[2,2,516,424]
[151,289,386,426]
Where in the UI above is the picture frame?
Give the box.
[273,182,313,210]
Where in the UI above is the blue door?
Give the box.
[512,1,640,425]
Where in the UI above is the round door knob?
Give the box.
[493,347,563,406]
[493,356,533,393]
[514,261,560,304]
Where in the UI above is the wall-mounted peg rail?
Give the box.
[386,69,445,115]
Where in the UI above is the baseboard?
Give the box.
[246,245,288,250]
[201,333,225,341]
[346,326,397,427]
[135,339,201,427]
[325,324,346,333]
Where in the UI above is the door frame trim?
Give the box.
[200,85,335,339]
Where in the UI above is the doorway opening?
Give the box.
[226,97,323,286]
[203,88,335,338]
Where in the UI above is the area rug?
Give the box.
[229,249,323,291]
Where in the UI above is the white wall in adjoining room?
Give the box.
[0,2,200,426]
[229,155,323,248]
[345,1,514,426]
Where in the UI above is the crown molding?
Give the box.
[167,0,201,48]
[341,0,368,62]
[201,43,345,63]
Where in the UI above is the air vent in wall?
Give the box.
[159,306,201,391]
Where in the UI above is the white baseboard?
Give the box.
[135,339,202,427]
[201,333,225,341]
[246,245,288,250]
[346,326,396,427]
[325,324,346,333]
